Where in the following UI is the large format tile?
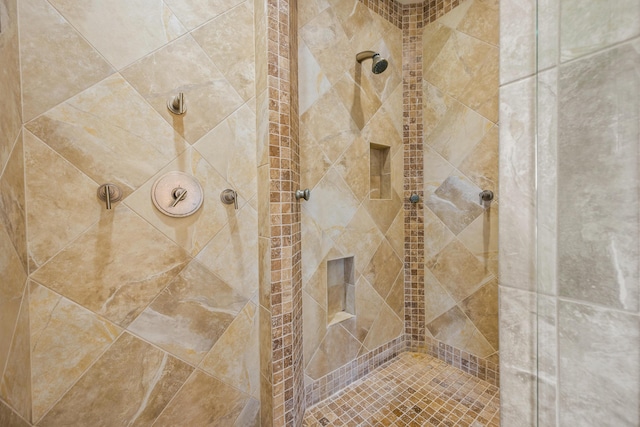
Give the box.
[18,0,113,121]
[362,239,403,301]
[0,400,29,427]
[29,283,121,422]
[0,135,26,271]
[426,306,494,358]
[153,370,250,426]
[557,42,640,311]
[127,260,247,365]
[192,2,255,101]
[164,0,244,30]
[24,132,102,270]
[38,333,193,426]
[48,0,186,69]
[305,323,363,380]
[26,74,189,197]
[122,35,244,145]
[558,300,640,426]
[31,205,191,327]
[0,0,21,169]
[425,175,484,235]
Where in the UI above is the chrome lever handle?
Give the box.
[220,189,238,209]
[171,188,188,207]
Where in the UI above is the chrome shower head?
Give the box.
[356,50,389,74]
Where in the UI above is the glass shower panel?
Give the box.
[536,1,640,425]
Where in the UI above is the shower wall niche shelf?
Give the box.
[327,256,355,326]
[370,143,391,200]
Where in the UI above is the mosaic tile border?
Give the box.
[305,336,407,407]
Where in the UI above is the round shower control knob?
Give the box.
[151,171,204,217]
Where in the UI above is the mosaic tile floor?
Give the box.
[303,352,500,427]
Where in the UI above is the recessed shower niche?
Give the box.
[370,143,391,199]
[327,257,356,326]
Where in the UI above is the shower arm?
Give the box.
[356,51,377,63]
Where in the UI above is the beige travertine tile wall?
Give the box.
[298,0,406,401]
[500,0,640,425]
[1,0,261,424]
[421,0,500,374]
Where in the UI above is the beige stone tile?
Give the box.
[426,306,494,357]
[194,104,257,201]
[328,0,378,56]
[300,125,332,191]
[128,260,247,365]
[298,38,333,115]
[362,299,403,351]
[364,189,402,235]
[436,0,474,29]
[424,145,455,196]
[0,226,26,377]
[363,239,403,301]
[458,0,500,46]
[122,35,244,144]
[0,293,30,422]
[499,0,536,84]
[385,273,405,320]
[0,135,26,271]
[38,333,193,426]
[426,238,492,302]
[303,291,328,366]
[29,283,121,422]
[18,0,113,121]
[362,37,403,104]
[164,0,244,30]
[0,0,21,169]
[460,278,498,351]
[305,323,363,380]
[301,208,337,287]
[233,397,260,426]
[334,205,385,275]
[458,45,499,123]
[26,74,189,197]
[200,301,259,397]
[458,203,499,277]
[362,105,403,160]
[48,0,185,69]
[458,124,499,196]
[301,88,359,164]
[422,22,453,73]
[195,204,258,299]
[192,2,255,101]
[334,69,382,131]
[423,207,455,260]
[31,205,191,327]
[423,81,455,140]
[299,0,330,29]
[341,276,385,343]
[385,208,404,259]
[0,399,29,427]
[124,148,234,256]
[424,269,456,324]
[154,369,249,426]
[300,7,353,85]
[425,99,494,167]
[24,132,102,271]
[425,175,484,235]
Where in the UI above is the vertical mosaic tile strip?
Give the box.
[303,352,500,427]
[305,336,406,407]
[402,3,426,350]
[266,0,305,425]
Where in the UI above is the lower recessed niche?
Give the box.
[370,143,391,200]
[327,256,355,326]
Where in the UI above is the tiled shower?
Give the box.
[0,0,638,426]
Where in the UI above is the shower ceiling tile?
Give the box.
[38,333,193,426]
[152,370,249,426]
[192,2,255,102]
[48,0,186,70]
[29,283,121,422]
[127,260,248,365]
[0,0,21,170]
[425,175,484,235]
[18,0,114,121]
[426,306,494,358]
[196,203,259,300]
[24,132,103,271]
[426,238,491,303]
[194,104,258,202]
[122,35,244,145]
[125,148,239,257]
[0,134,26,272]
[25,74,189,197]
[31,205,191,327]
[200,301,260,398]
